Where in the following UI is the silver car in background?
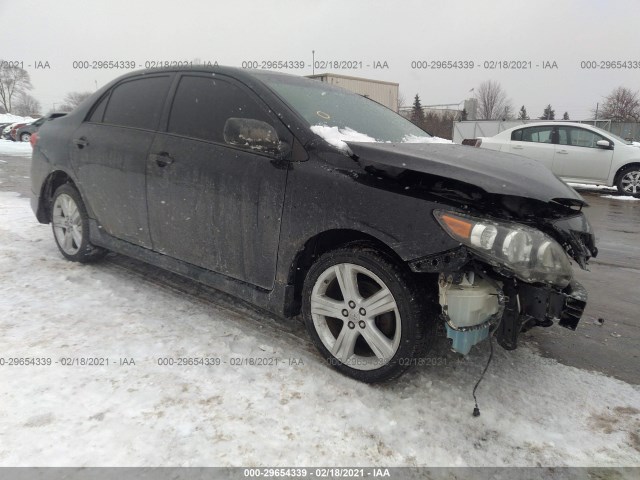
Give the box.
[470,122,640,195]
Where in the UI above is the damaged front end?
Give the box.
[343,141,597,355]
[410,205,596,355]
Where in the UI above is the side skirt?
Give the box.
[88,220,295,317]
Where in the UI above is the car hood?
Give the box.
[346,142,586,206]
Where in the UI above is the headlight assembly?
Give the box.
[434,210,573,287]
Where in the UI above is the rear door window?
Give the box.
[520,126,554,143]
[102,76,172,130]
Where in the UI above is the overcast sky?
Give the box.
[2,0,638,119]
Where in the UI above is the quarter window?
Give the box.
[511,129,523,141]
[167,75,275,145]
[102,76,171,130]
[88,94,109,123]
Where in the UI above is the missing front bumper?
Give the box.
[496,280,588,350]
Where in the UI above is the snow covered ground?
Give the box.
[1,190,639,467]
[601,195,640,201]
[0,139,33,157]
[0,113,35,124]
[567,183,617,192]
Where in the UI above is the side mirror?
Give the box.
[223,118,286,156]
[596,139,613,150]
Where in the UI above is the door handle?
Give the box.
[556,150,568,154]
[73,137,88,149]
[150,152,174,167]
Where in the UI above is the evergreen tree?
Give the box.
[563,111,570,120]
[540,104,555,120]
[460,108,468,121]
[411,94,425,126]
[517,105,529,120]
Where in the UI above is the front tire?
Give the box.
[302,244,435,383]
[616,165,640,195]
[20,132,31,142]
[51,184,106,262]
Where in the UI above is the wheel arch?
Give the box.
[36,170,78,223]
[285,229,407,317]
[613,162,640,184]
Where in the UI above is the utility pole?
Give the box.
[594,102,599,122]
[312,50,315,75]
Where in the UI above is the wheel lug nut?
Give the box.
[348,300,356,309]
[359,308,366,315]
[358,320,366,329]
[341,309,349,317]
[348,321,355,329]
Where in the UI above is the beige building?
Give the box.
[306,73,399,112]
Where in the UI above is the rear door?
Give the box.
[505,125,556,171]
[71,74,173,247]
[146,73,291,289]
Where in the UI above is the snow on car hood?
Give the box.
[346,141,586,205]
[310,125,452,152]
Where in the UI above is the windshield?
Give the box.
[255,73,430,143]
[592,125,632,145]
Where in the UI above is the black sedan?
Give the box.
[30,67,597,382]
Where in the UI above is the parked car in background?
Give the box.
[8,122,29,141]
[15,113,66,142]
[0,122,14,133]
[2,122,22,140]
[467,122,640,195]
[31,67,597,382]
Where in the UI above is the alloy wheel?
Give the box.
[52,193,83,255]
[621,170,640,195]
[310,263,401,370]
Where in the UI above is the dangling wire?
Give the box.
[472,333,494,417]
[469,273,507,417]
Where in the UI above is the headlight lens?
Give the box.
[434,210,573,287]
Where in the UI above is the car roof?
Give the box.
[111,65,299,85]
[506,121,597,131]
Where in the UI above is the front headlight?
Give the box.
[434,210,573,287]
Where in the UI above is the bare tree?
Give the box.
[501,104,515,120]
[600,87,640,121]
[59,91,93,112]
[13,92,41,116]
[474,80,512,120]
[396,91,406,112]
[423,110,455,139]
[0,61,33,113]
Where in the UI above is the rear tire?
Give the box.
[20,132,31,142]
[51,184,106,262]
[616,165,640,195]
[302,243,436,383]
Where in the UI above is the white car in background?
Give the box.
[469,122,640,195]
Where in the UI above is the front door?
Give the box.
[554,126,614,182]
[146,74,291,289]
